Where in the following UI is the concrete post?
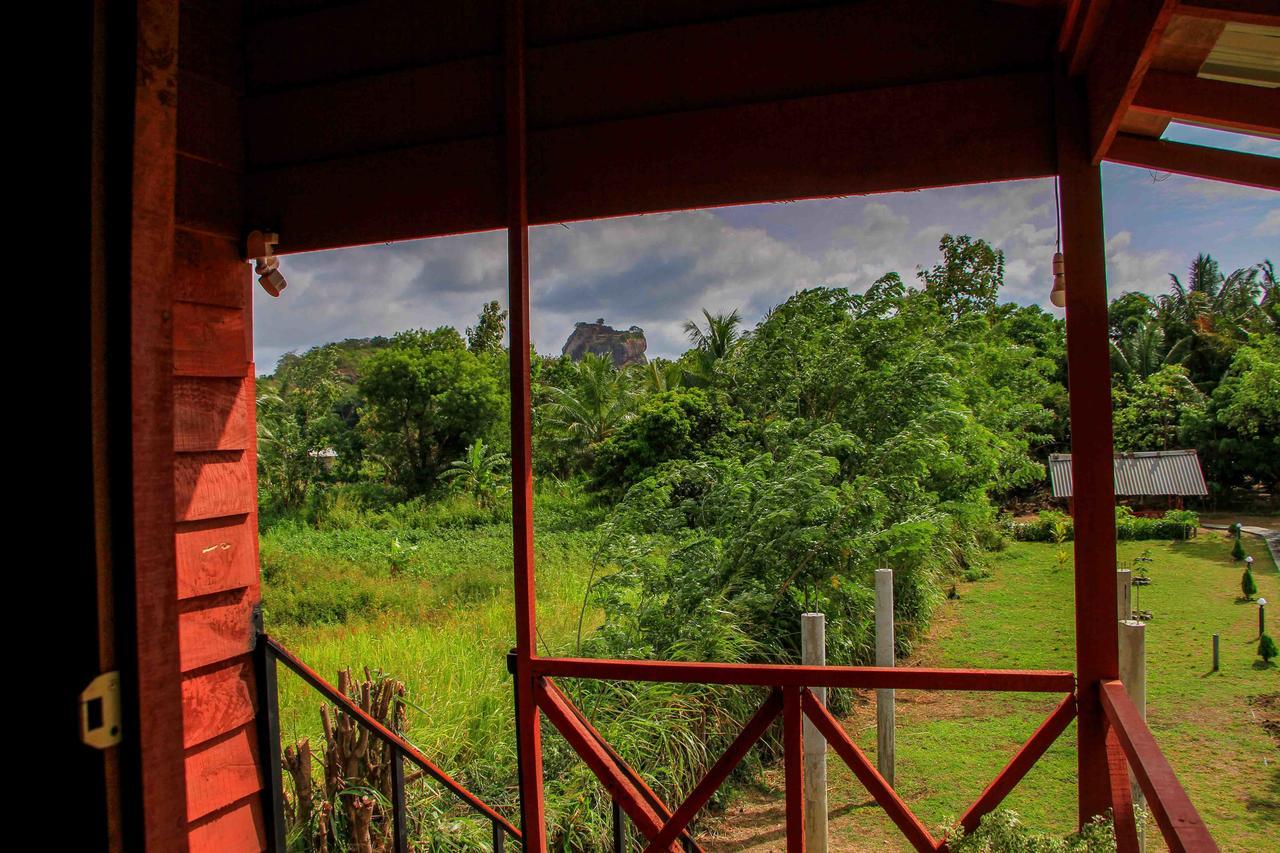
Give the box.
[801,613,828,853]
[1116,569,1132,622]
[1119,620,1146,850]
[875,569,895,787]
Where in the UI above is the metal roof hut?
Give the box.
[1050,449,1209,509]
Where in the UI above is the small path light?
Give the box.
[1259,597,1268,638]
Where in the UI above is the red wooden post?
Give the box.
[783,687,806,852]
[504,0,546,847]
[1055,65,1120,826]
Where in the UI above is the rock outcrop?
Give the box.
[561,319,648,367]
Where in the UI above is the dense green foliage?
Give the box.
[1109,255,1278,497]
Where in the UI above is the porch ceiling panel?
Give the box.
[243,0,1060,253]
[247,70,1056,255]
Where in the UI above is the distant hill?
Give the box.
[561,319,648,367]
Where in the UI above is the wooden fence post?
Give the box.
[875,568,896,787]
[802,613,828,852]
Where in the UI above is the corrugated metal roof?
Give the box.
[1048,450,1208,498]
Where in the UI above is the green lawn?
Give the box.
[811,532,1278,851]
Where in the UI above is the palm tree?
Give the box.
[1157,253,1262,390]
[442,438,509,507]
[540,353,635,457]
[634,358,684,393]
[1110,317,1188,382]
[683,308,742,385]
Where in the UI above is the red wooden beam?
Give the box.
[783,687,806,853]
[1105,135,1280,190]
[1100,681,1217,852]
[535,679,674,848]
[953,694,1077,837]
[244,2,1055,171]
[1176,0,1280,26]
[1130,71,1280,137]
[1105,725,1141,853]
[250,71,1056,255]
[801,690,938,853]
[643,690,782,853]
[532,657,1076,692]
[1082,0,1179,162]
[128,0,189,846]
[504,1,546,848]
[1055,66,1121,825]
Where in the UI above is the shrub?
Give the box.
[947,808,1116,852]
[1260,633,1278,664]
[1012,508,1200,543]
[1242,566,1258,600]
[1232,536,1247,561]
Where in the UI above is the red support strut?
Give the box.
[504,0,546,847]
[1055,64,1121,826]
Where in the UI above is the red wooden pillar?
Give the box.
[1055,67,1120,825]
[505,0,547,847]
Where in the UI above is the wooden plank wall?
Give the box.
[175,1,267,849]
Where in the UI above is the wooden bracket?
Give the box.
[246,230,286,297]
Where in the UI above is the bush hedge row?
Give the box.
[1012,507,1199,542]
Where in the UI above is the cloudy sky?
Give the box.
[254,125,1278,371]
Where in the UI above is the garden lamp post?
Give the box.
[1259,597,1267,638]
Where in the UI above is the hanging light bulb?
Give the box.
[1049,251,1067,308]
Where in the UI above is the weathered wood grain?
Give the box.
[182,657,257,748]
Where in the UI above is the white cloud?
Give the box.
[1254,208,1280,237]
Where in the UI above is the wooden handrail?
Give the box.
[264,635,522,840]
[533,657,1075,692]
[1099,680,1217,852]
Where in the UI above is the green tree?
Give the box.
[1112,365,1204,452]
[1260,633,1277,664]
[1184,334,1280,492]
[442,438,509,507]
[466,300,508,354]
[538,352,636,472]
[359,327,502,496]
[590,387,744,493]
[918,234,1004,318]
[1110,317,1188,383]
[1156,254,1263,391]
[682,308,743,386]
[257,345,343,509]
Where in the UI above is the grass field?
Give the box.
[263,508,1277,850]
[705,530,1279,851]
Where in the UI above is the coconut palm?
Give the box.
[1157,254,1263,390]
[539,352,636,459]
[634,357,685,393]
[441,438,509,507]
[683,308,742,386]
[1109,317,1188,382]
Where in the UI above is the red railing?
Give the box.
[1100,680,1218,853]
[530,657,1079,852]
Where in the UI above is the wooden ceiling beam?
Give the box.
[1105,134,1280,189]
[1131,70,1280,136]
[1083,0,1180,162]
[248,71,1056,255]
[1175,0,1280,27]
